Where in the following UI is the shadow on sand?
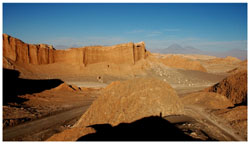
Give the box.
[77,116,201,141]
[3,68,64,105]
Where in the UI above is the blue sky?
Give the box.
[3,3,247,51]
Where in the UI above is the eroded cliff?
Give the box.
[3,34,55,65]
[3,34,148,66]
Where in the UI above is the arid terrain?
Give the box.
[2,34,247,141]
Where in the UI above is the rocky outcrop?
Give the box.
[227,60,247,74]
[3,34,148,66]
[224,56,241,62]
[48,78,184,141]
[205,70,247,105]
[181,92,234,109]
[51,83,81,92]
[161,55,207,72]
[3,34,55,65]
[3,57,15,69]
[75,78,184,127]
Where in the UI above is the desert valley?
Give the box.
[2,33,247,141]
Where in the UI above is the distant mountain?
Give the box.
[166,44,185,53]
[183,46,205,54]
[150,44,247,60]
[152,44,205,55]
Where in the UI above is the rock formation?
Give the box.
[181,92,234,109]
[48,78,184,141]
[207,56,241,64]
[3,33,55,65]
[161,55,207,72]
[76,78,184,126]
[51,83,81,92]
[227,60,247,74]
[224,56,241,62]
[3,57,15,69]
[205,70,247,105]
[3,34,148,66]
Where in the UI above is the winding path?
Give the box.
[184,105,245,141]
[3,105,90,141]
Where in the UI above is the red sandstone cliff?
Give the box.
[3,34,148,66]
[3,33,54,65]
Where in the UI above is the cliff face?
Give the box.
[3,34,148,66]
[52,42,148,65]
[3,34,55,65]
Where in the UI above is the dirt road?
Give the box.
[66,81,108,88]
[184,106,245,141]
[3,105,90,141]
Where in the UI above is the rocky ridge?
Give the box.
[205,70,247,105]
[161,55,207,72]
[3,34,148,66]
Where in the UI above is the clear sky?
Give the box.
[3,3,247,51]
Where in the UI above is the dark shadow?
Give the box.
[77,116,201,141]
[228,100,247,109]
[3,68,64,105]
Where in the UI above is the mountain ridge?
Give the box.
[150,44,247,60]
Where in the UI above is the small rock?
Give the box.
[190,132,197,137]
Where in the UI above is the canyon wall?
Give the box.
[3,34,148,66]
[3,34,55,65]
